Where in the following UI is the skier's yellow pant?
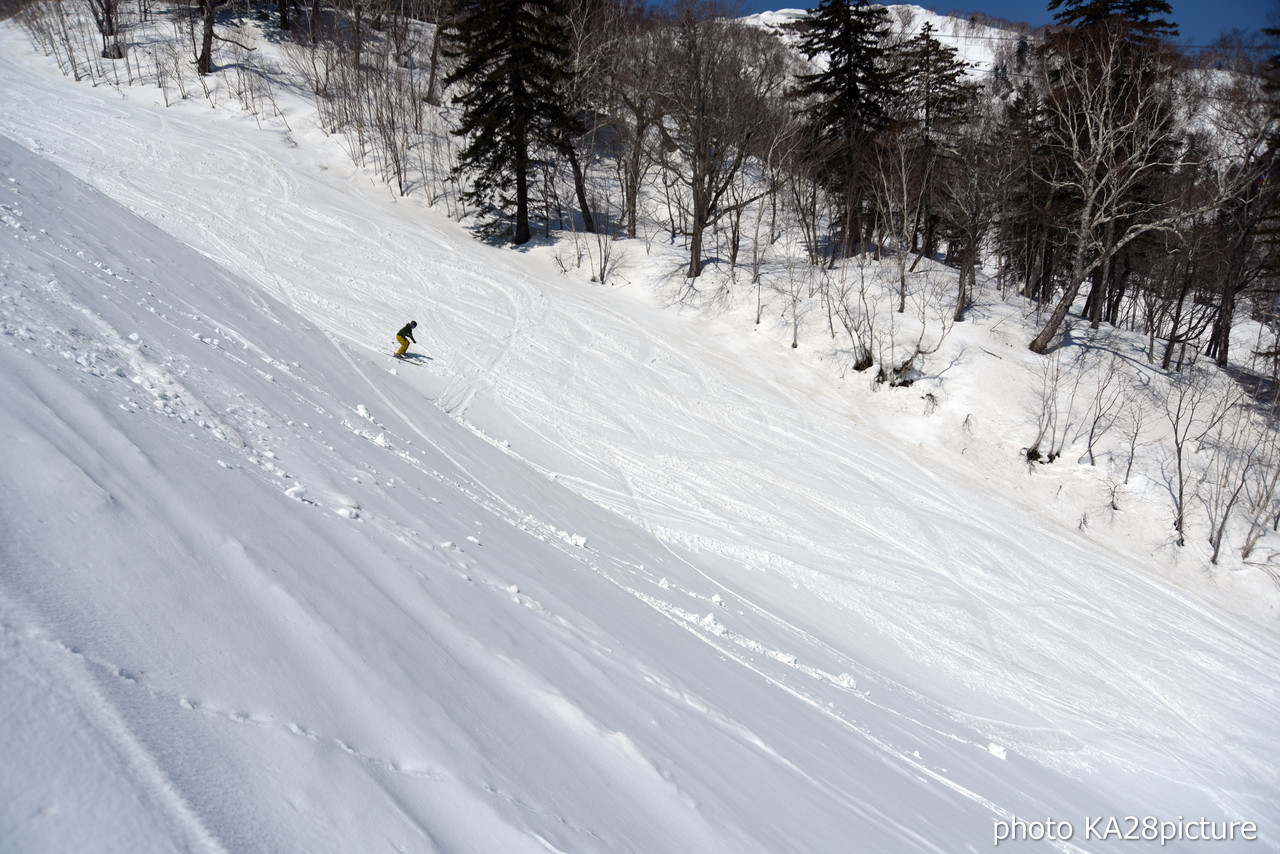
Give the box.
[395,335,410,355]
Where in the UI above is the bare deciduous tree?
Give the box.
[1073,350,1129,466]
[1027,26,1188,353]
[1162,363,1239,546]
[1026,348,1084,463]
[655,0,787,279]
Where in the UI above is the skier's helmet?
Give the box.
[410,320,418,327]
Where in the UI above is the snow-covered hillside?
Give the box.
[1,19,1278,854]
[745,4,1024,75]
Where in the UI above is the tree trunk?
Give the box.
[687,159,708,277]
[197,0,216,75]
[954,244,975,322]
[1087,221,1117,329]
[1082,265,1104,326]
[1030,203,1099,352]
[729,209,741,269]
[425,24,442,105]
[687,223,703,278]
[514,129,531,245]
[1029,278,1083,353]
[622,140,642,239]
[1106,279,1126,326]
[564,144,596,234]
[1211,232,1252,366]
[1161,280,1190,371]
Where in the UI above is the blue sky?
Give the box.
[745,1,1277,45]
[948,0,1275,41]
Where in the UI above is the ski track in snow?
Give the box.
[1,23,1278,853]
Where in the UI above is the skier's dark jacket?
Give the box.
[398,323,417,342]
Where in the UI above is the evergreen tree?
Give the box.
[938,93,1003,321]
[1046,0,1177,40]
[1209,26,1280,365]
[887,23,975,140]
[1253,26,1280,280]
[885,22,979,255]
[444,0,582,244]
[794,0,894,140]
[992,83,1065,304]
[792,0,895,256]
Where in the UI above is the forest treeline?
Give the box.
[13,0,1280,567]
[15,0,1280,361]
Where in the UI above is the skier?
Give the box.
[394,320,418,358]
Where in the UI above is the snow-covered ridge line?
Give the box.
[743,3,1026,73]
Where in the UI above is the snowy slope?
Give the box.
[744,4,1020,75]
[1,21,1278,854]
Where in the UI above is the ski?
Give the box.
[382,351,429,365]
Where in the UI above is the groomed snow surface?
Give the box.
[1,20,1277,854]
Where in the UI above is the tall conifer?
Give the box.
[444,0,582,244]
[888,23,975,141]
[1046,0,1177,40]
[792,0,895,255]
[886,22,978,255]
